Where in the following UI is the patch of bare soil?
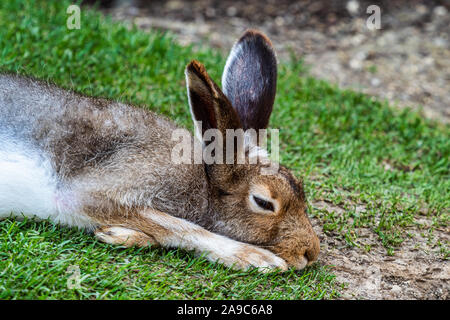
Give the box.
[312,201,449,299]
[99,0,450,123]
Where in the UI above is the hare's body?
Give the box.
[0,30,320,271]
[0,73,207,227]
[0,75,207,226]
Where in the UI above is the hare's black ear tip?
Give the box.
[239,29,274,49]
[186,60,205,74]
[185,60,210,81]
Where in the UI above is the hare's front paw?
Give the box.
[219,244,288,272]
[95,226,157,247]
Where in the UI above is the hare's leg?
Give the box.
[126,208,287,271]
[95,226,157,248]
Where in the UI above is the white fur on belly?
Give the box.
[0,137,91,228]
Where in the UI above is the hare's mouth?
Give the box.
[294,256,309,270]
[285,254,315,270]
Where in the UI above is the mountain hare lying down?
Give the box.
[0,30,319,271]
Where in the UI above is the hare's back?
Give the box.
[0,73,191,225]
[0,73,181,177]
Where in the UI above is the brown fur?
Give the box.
[0,30,319,271]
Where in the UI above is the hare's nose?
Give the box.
[305,234,320,265]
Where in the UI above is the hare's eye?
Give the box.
[218,188,231,196]
[253,196,274,212]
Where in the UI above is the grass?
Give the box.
[0,218,336,299]
[0,0,448,299]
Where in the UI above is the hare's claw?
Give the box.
[235,245,288,272]
[95,226,157,247]
[212,243,287,272]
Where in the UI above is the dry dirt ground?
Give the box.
[92,0,449,299]
[312,201,449,299]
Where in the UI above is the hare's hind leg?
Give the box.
[95,226,157,248]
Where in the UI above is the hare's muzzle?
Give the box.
[272,218,321,270]
[290,234,320,270]
[305,232,320,266]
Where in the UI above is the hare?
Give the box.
[0,30,319,271]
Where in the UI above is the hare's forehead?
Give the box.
[276,167,302,197]
[250,168,302,200]
[249,183,271,198]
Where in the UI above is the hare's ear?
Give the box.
[222,30,277,131]
[185,60,241,141]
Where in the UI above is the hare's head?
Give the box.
[185,30,319,270]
